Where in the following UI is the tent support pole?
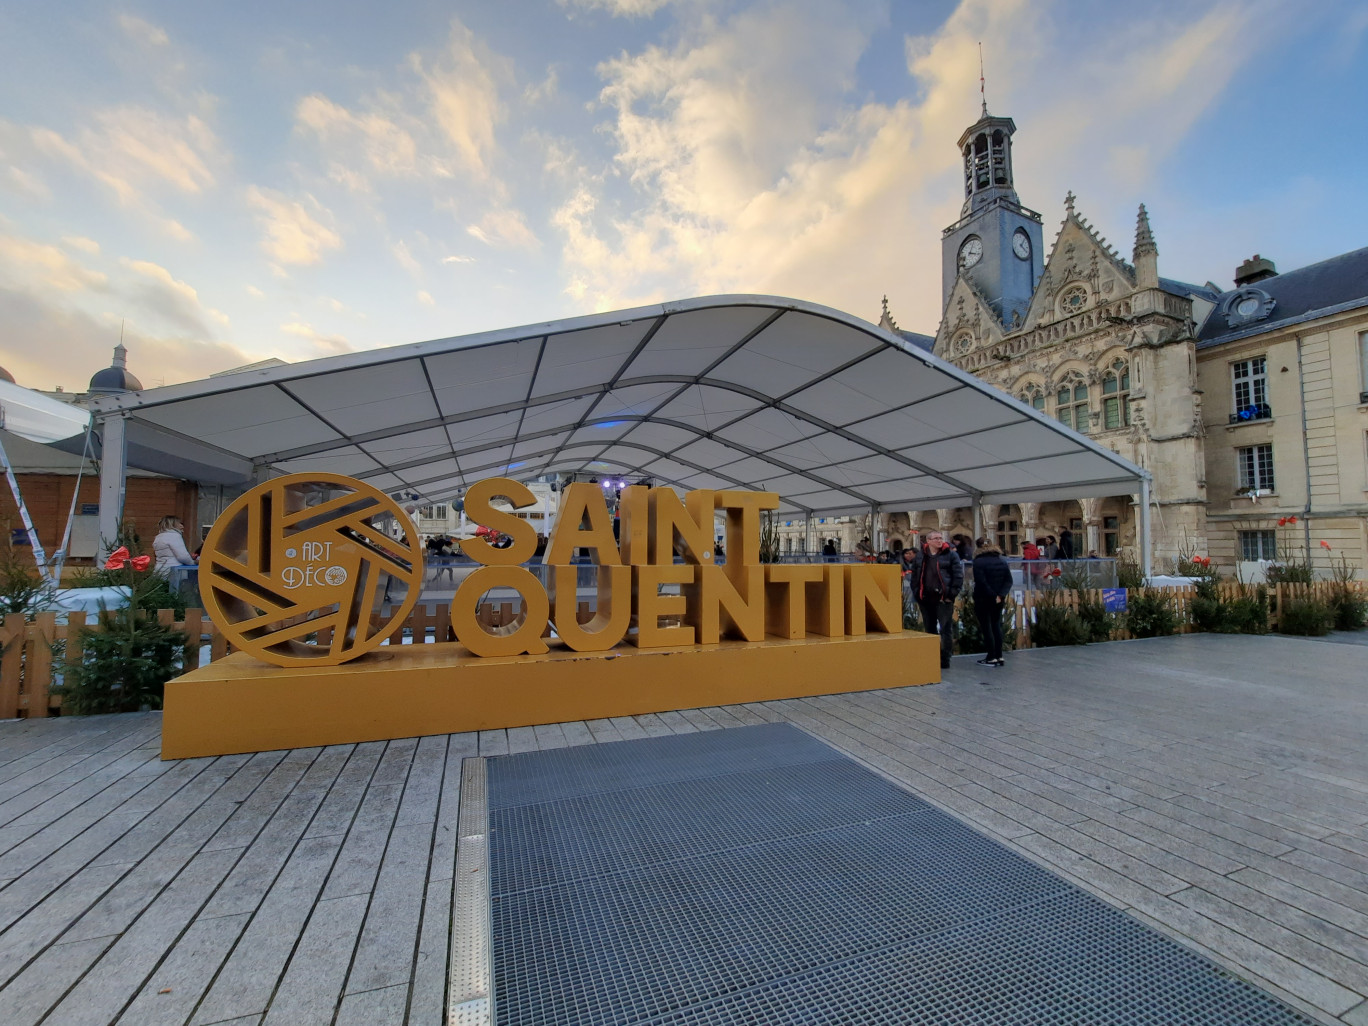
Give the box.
[870,504,880,554]
[97,414,127,562]
[1139,476,1152,581]
[972,502,981,547]
[804,515,812,556]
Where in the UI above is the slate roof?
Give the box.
[895,329,935,353]
[1160,277,1221,303]
[1197,246,1368,348]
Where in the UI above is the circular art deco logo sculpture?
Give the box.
[200,473,424,666]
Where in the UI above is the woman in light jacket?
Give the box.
[153,515,196,572]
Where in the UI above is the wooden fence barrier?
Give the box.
[2,582,1363,719]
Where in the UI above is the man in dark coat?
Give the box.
[909,530,963,670]
[972,543,1014,666]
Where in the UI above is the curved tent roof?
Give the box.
[85,296,1146,516]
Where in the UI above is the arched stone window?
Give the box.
[1102,359,1131,430]
[1019,382,1046,413]
[952,330,974,355]
[1055,374,1090,432]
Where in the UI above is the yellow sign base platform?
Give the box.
[161,631,940,760]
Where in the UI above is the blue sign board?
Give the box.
[1102,588,1127,612]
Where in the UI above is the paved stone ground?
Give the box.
[0,633,1363,1025]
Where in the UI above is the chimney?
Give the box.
[1234,255,1277,286]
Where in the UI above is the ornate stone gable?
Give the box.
[1018,195,1138,337]
[933,274,1004,366]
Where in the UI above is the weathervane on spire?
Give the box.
[978,42,987,117]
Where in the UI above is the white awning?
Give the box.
[86,296,1146,515]
[0,380,90,445]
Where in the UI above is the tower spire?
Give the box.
[978,42,987,118]
[1133,203,1159,288]
[1133,203,1157,258]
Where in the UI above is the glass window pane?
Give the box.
[1058,407,1072,428]
[1103,375,1117,395]
[1074,384,1088,401]
[1104,397,1120,429]
[1057,388,1070,406]
[1120,369,1129,390]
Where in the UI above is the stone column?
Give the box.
[979,504,999,545]
[1019,502,1040,545]
[1080,497,1102,556]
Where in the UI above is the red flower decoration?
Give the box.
[1288,516,1297,524]
[1050,568,1062,577]
[104,546,151,572]
[1320,540,1332,551]
[1277,517,1287,527]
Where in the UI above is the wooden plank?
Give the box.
[0,612,25,718]
[22,613,56,717]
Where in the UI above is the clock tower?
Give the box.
[940,104,1044,328]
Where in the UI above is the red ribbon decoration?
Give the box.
[105,546,152,571]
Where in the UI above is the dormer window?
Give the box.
[1221,287,1275,329]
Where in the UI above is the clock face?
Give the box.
[1012,229,1031,260]
[958,236,983,270]
[1235,296,1260,316]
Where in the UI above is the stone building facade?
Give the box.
[875,102,1368,575]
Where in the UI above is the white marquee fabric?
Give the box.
[85,296,1147,516]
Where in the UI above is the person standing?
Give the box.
[972,542,1013,667]
[910,530,963,670]
[153,515,195,572]
[1058,526,1075,560]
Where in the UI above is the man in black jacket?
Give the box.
[910,530,963,670]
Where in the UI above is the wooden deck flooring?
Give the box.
[0,632,1365,1025]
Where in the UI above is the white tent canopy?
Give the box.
[85,296,1150,556]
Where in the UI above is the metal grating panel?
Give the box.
[487,723,1317,1026]
[487,721,838,810]
[490,758,932,896]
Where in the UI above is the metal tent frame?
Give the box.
[79,296,1152,575]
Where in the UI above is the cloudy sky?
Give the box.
[1,0,1364,392]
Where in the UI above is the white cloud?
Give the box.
[417,289,435,306]
[295,93,421,189]
[410,19,509,177]
[0,288,254,392]
[392,239,423,276]
[5,165,49,199]
[466,208,538,250]
[246,284,265,298]
[0,233,108,292]
[246,186,343,266]
[208,308,230,326]
[118,14,169,47]
[120,257,215,334]
[553,0,1282,329]
[557,0,675,16]
[122,258,198,303]
[281,320,351,355]
[35,106,220,201]
[442,254,475,264]
[62,235,100,255]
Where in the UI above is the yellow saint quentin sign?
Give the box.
[199,473,423,666]
[199,473,902,667]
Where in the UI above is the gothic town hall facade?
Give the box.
[876,103,1368,576]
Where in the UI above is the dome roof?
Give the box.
[0,367,14,384]
[87,343,143,394]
